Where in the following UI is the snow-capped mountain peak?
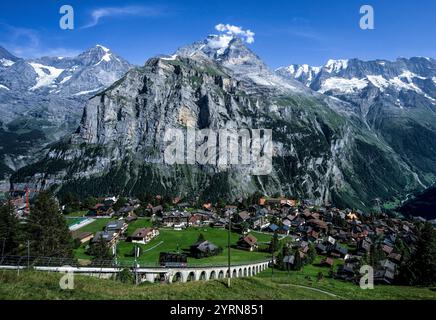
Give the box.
[0,46,20,68]
[276,64,321,87]
[0,45,133,95]
[0,44,133,129]
[276,56,436,112]
[175,35,306,93]
[324,59,349,73]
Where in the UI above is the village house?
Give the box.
[190,240,221,258]
[250,215,268,230]
[105,219,128,236]
[357,238,372,255]
[125,215,138,223]
[116,205,136,217]
[336,264,356,281]
[237,234,258,252]
[128,228,159,244]
[234,211,250,223]
[161,210,191,227]
[87,203,114,217]
[92,231,118,247]
[320,257,334,267]
[149,205,163,216]
[212,218,228,228]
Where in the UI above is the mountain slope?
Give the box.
[0,45,133,180]
[398,185,436,220]
[277,57,436,190]
[11,36,424,210]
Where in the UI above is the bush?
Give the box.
[117,268,134,284]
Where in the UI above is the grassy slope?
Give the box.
[73,218,272,266]
[0,269,435,300]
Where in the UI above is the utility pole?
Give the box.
[113,242,118,267]
[271,247,274,278]
[134,245,139,285]
[227,210,231,288]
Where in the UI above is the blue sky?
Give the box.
[0,0,435,68]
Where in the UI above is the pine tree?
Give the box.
[292,249,303,271]
[269,232,279,253]
[113,197,127,212]
[26,192,73,258]
[83,197,98,209]
[89,235,112,263]
[306,243,317,264]
[400,222,436,286]
[0,202,22,255]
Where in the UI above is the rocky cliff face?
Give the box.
[11,36,425,210]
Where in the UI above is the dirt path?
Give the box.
[279,283,344,299]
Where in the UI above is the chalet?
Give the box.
[320,257,334,267]
[280,225,290,235]
[308,219,328,232]
[282,219,292,227]
[307,230,319,241]
[388,252,402,263]
[265,223,279,233]
[357,239,371,255]
[237,234,258,251]
[128,228,159,244]
[250,215,268,230]
[212,218,227,228]
[92,231,118,247]
[235,211,250,222]
[161,211,191,227]
[381,244,394,255]
[316,243,328,254]
[87,203,114,217]
[336,264,356,281]
[379,259,397,273]
[374,269,395,284]
[190,240,220,258]
[257,208,269,216]
[105,219,128,235]
[225,205,238,212]
[116,205,136,217]
[329,243,348,257]
[189,214,202,226]
[150,205,163,215]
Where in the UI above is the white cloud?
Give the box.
[83,6,164,29]
[215,23,255,44]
